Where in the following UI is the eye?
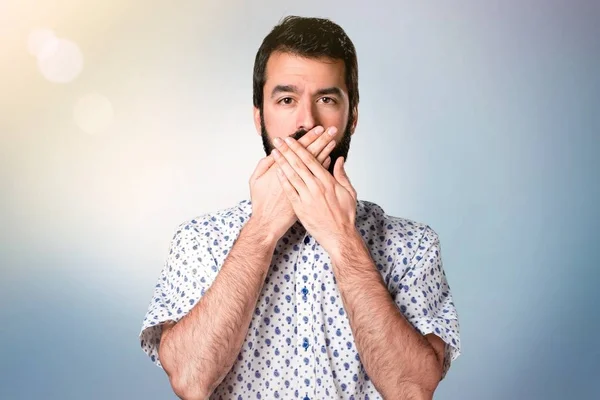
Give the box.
[278,97,294,105]
[319,97,337,104]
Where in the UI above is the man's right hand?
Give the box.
[248,125,338,242]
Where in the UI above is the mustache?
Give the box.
[290,129,308,141]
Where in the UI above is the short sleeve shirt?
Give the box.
[139,199,461,399]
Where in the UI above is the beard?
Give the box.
[260,111,353,175]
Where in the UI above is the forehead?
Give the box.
[264,51,346,90]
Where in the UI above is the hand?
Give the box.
[271,134,358,254]
[248,126,339,242]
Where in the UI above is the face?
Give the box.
[254,51,357,175]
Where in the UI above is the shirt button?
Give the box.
[304,236,311,244]
[301,287,309,296]
[302,337,310,350]
[304,396,310,400]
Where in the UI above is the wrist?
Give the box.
[328,226,364,263]
[244,216,280,249]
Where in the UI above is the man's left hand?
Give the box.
[271,132,358,255]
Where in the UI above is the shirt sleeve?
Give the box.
[139,222,217,368]
[390,225,461,380]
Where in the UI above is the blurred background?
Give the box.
[1,0,598,399]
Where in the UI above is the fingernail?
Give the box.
[314,126,324,135]
[328,127,337,136]
[273,137,282,146]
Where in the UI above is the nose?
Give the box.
[296,99,318,132]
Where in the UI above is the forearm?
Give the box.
[330,230,442,398]
[159,217,278,399]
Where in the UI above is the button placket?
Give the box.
[296,233,316,398]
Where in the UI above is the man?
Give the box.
[140,16,461,400]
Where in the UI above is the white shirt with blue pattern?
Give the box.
[140,198,461,399]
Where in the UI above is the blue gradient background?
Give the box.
[1,1,598,399]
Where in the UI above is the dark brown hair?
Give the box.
[252,16,359,116]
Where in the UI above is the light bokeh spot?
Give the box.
[34,35,84,83]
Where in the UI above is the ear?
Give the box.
[253,106,261,136]
[350,106,358,135]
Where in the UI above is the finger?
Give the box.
[250,155,276,183]
[296,125,325,150]
[306,126,338,162]
[272,147,309,194]
[277,137,331,184]
[315,139,337,163]
[272,138,317,190]
[276,167,301,204]
[323,156,331,170]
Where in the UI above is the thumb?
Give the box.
[250,155,276,183]
[334,157,352,190]
[334,157,357,201]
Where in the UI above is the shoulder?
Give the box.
[166,199,253,268]
[355,199,439,245]
[171,199,253,241]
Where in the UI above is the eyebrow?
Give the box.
[270,85,344,99]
